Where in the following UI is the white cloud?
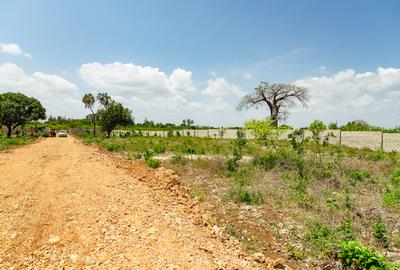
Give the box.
[202,77,246,97]
[291,67,400,127]
[79,62,195,97]
[0,43,31,58]
[0,63,80,117]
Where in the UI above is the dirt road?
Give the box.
[0,137,268,269]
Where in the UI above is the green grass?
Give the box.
[0,134,35,151]
[78,133,261,156]
[77,132,400,268]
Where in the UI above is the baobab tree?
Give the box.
[82,92,110,136]
[237,81,309,127]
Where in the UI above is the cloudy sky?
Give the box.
[0,0,399,127]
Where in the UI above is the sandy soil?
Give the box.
[0,137,279,269]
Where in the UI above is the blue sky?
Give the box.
[1,0,400,127]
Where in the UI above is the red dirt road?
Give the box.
[0,137,270,269]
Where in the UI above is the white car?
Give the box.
[58,130,68,137]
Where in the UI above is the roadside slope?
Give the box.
[0,137,271,269]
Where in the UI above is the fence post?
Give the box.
[207,129,209,137]
[381,132,384,151]
[339,130,342,147]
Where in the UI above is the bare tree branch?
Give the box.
[237,81,310,126]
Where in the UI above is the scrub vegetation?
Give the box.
[79,118,400,269]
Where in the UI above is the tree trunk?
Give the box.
[93,122,96,137]
[6,126,12,138]
[270,105,279,127]
[107,131,111,138]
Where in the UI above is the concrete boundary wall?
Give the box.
[109,129,400,152]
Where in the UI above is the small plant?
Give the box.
[170,155,188,165]
[338,241,392,270]
[391,170,400,185]
[189,188,206,201]
[383,188,400,208]
[145,158,160,169]
[253,152,278,170]
[238,190,263,205]
[105,143,123,152]
[226,130,247,172]
[40,131,50,138]
[349,170,370,186]
[368,150,385,161]
[153,143,166,154]
[128,152,142,160]
[373,218,389,247]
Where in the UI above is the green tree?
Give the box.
[82,92,110,136]
[244,117,282,149]
[98,101,133,138]
[0,92,46,137]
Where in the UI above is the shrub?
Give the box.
[230,188,263,205]
[253,152,278,170]
[373,218,388,247]
[153,143,166,154]
[145,158,160,169]
[383,189,400,208]
[338,241,392,270]
[105,143,123,152]
[226,158,239,172]
[392,170,400,185]
[349,170,370,186]
[40,131,50,138]
[170,155,188,165]
[368,151,385,161]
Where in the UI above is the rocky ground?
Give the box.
[0,137,287,269]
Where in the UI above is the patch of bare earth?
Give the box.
[0,137,286,269]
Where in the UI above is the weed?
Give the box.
[391,170,400,185]
[338,241,392,269]
[369,150,385,161]
[128,152,142,160]
[253,152,278,170]
[373,218,389,247]
[104,143,123,152]
[189,188,206,201]
[230,188,263,205]
[153,143,166,154]
[383,189,400,209]
[145,158,160,169]
[349,170,370,186]
[170,155,188,165]
[285,244,306,260]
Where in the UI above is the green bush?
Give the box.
[338,241,392,270]
[40,131,50,138]
[253,152,278,170]
[104,143,123,152]
[383,189,400,208]
[153,143,166,154]
[349,170,370,186]
[226,158,239,172]
[368,151,385,161]
[145,158,160,169]
[373,218,388,247]
[230,188,263,205]
[391,170,400,185]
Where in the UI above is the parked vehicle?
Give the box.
[58,130,68,137]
